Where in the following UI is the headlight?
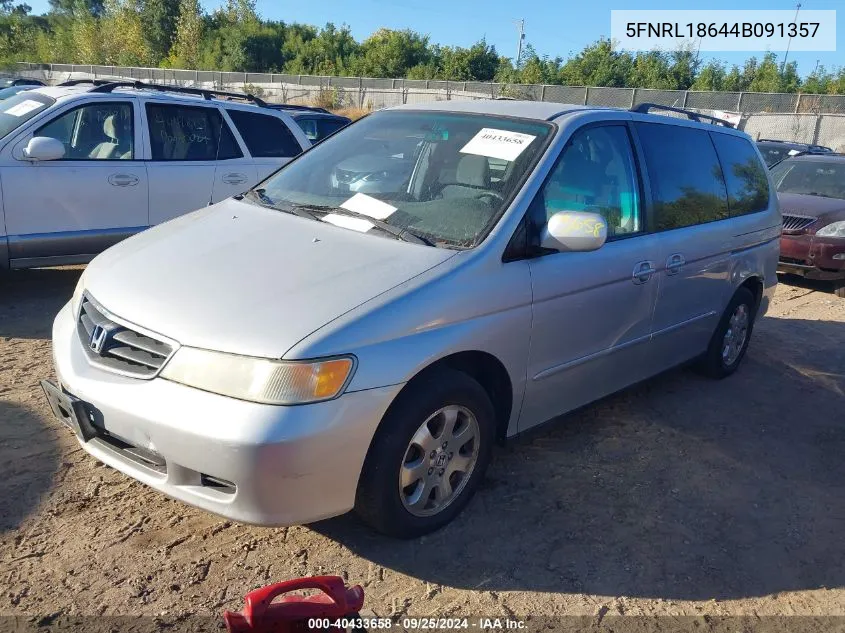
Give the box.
[160,347,355,405]
[816,220,845,238]
[71,272,86,316]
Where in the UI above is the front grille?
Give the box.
[781,214,817,233]
[77,295,175,378]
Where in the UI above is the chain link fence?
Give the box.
[15,62,845,114]
[12,62,845,150]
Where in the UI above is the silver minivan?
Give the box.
[44,100,780,538]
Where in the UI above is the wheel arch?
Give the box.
[381,350,515,445]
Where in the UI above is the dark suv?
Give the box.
[757,139,833,168]
[771,154,845,296]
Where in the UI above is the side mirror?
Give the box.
[541,211,608,252]
[23,137,65,162]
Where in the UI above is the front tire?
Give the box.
[697,287,756,379]
[355,368,495,538]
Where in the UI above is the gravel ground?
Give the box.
[1,267,844,629]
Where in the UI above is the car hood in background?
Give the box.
[83,198,457,358]
[778,192,845,224]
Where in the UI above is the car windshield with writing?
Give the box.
[249,110,553,248]
[0,91,54,140]
[771,158,845,200]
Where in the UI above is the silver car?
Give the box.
[44,100,780,538]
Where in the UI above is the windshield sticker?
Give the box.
[323,213,374,233]
[787,149,802,156]
[460,128,537,162]
[340,193,397,220]
[3,99,43,117]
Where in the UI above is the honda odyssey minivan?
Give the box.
[43,100,780,538]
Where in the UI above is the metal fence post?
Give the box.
[359,77,363,108]
[682,91,689,108]
[631,88,637,108]
[584,86,589,105]
[794,93,802,114]
[541,84,547,102]
[737,92,744,112]
[446,80,451,101]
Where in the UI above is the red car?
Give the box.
[771,154,845,297]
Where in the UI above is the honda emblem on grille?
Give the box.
[89,325,110,354]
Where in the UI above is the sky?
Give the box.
[24,0,844,77]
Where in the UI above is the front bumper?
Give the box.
[779,234,845,280]
[50,302,403,526]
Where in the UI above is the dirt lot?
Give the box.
[2,267,844,628]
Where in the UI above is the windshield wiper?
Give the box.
[291,203,435,247]
[245,190,321,220]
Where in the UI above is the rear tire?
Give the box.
[355,368,494,539]
[697,287,756,379]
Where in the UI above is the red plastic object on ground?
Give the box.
[224,576,365,633]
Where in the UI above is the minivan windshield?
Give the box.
[249,110,553,247]
[770,159,845,200]
[0,91,53,140]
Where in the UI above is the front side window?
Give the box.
[147,104,241,161]
[711,133,770,216]
[295,118,319,142]
[770,159,845,200]
[35,101,134,160]
[250,111,553,247]
[1,91,54,141]
[318,118,348,140]
[533,124,642,238]
[227,109,302,158]
[636,122,729,231]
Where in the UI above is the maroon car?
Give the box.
[771,154,845,297]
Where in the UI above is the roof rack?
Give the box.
[65,80,267,107]
[265,103,331,114]
[8,78,46,87]
[58,79,116,87]
[631,102,735,127]
[757,138,833,151]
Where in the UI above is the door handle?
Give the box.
[108,173,139,187]
[222,173,247,185]
[632,260,656,285]
[666,253,686,275]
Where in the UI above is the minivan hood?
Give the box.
[778,192,845,222]
[84,198,456,358]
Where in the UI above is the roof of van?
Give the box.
[27,84,265,109]
[388,99,746,133]
[389,99,595,120]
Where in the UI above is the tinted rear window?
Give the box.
[227,110,303,158]
[318,118,348,139]
[635,122,728,231]
[712,133,770,216]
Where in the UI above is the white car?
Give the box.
[0,80,310,269]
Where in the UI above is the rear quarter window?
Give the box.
[227,109,303,158]
[712,133,770,216]
[635,122,729,231]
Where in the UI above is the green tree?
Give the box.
[352,28,431,78]
[167,0,202,68]
[48,0,103,17]
[140,0,179,65]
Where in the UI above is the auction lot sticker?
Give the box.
[460,128,536,162]
[4,99,44,117]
